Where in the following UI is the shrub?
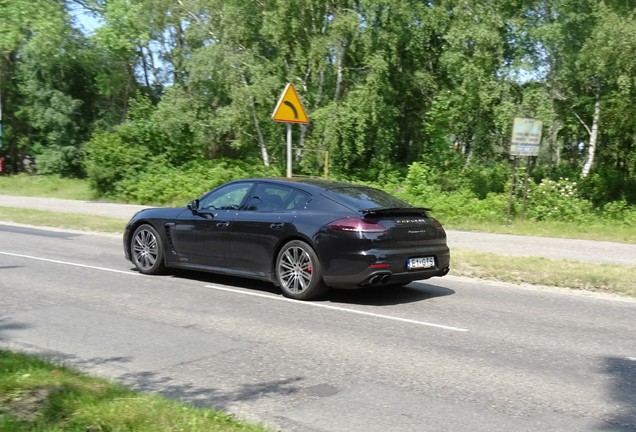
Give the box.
[34,145,84,177]
[400,161,444,201]
[526,178,593,222]
[578,170,636,206]
[463,162,510,199]
[117,159,282,205]
[601,200,636,224]
[84,132,152,198]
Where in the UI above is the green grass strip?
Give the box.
[452,249,636,297]
[0,174,94,200]
[0,207,126,234]
[0,350,272,432]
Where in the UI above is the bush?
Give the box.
[117,159,282,205]
[84,132,152,198]
[578,170,636,206]
[399,161,444,201]
[34,145,84,177]
[463,162,510,199]
[525,178,593,222]
[601,200,636,224]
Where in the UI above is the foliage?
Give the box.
[33,145,84,177]
[525,178,593,223]
[0,0,634,218]
[83,131,152,198]
[578,169,636,206]
[117,159,282,205]
[601,200,636,225]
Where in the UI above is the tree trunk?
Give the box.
[334,38,347,102]
[581,92,601,178]
[250,96,269,167]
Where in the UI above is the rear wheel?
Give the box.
[276,240,328,300]
[130,224,166,274]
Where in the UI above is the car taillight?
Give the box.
[327,217,387,233]
[432,218,444,230]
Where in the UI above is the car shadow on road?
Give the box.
[0,318,32,342]
[600,356,636,431]
[326,282,455,306]
[167,269,454,306]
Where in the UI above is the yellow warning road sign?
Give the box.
[272,82,309,124]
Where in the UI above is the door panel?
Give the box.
[228,183,306,274]
[171,182,254,267]
[171,210,235,267]
[230,211,295,273]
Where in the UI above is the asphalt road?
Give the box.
[1,224,635,431]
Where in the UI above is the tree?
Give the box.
[0,0,95,175]
[536,0,636,180]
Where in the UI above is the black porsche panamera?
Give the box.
[123,177,450,300]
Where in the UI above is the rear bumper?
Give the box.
[321,245,451,289]
[324,265,450,289]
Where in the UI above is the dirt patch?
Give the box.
[0,386,62,422]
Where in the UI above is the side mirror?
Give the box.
[187,199,200,214]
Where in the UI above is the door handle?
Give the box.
[216,221,230,228]
[270,222,284,230]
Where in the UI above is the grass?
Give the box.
[0,207,127,234]
[0,350,272,432]
[0,174,94,200]
[452,249,636,298]
[447,219,636,244]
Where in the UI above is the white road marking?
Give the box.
[205,283,469,332]
[0,251,137,276]
[0,250,468,332]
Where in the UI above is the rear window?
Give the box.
[327,186,412,211]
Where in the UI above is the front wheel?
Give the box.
[130,224,166,275]
[276,240,328,300]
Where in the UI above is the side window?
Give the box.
[246,184,311,212]
[200,183,253,211]
[286,190,311,210]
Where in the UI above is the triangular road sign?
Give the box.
[272,82,309,124]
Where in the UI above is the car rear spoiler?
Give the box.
[360,207,431,216]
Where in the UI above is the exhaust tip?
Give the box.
[367,273,392,286]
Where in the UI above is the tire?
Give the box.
[130,224,166,275]
[276,240,328,300]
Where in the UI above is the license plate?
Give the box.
[407,256,435,270]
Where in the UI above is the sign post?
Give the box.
[507,117,543,223]
[510,117,542,157]
[271,82,309,178]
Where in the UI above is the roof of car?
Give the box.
[239,177,363,191]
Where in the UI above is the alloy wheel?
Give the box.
[132,227,159,271]
[278,246,313,294]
